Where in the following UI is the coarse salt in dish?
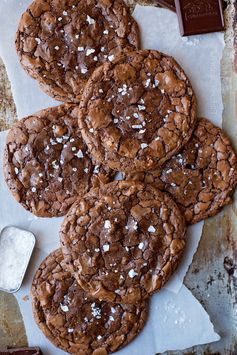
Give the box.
[0,226,35,293]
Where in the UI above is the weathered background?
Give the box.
[0,1,236,354]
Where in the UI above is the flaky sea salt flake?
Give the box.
[86,15,95,25]
[148,225,156,233]
[104,220,111,229]
[128,269,138,278]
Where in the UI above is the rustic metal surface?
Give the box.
[0,57,17,131]
[0,0,236,354]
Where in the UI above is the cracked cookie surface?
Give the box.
[125,118,237,224]
[4,104,113,217]
[60,181,186,304]
[32,249,148,355]
[78,49,197,172]
[16,0,139,103]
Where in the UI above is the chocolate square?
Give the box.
[0,348,42,355]
[156,0,176,12]
[175,0,225,36]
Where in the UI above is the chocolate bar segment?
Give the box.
[156,0,176,12]
[175,0,225,36]
[0,348,42,355]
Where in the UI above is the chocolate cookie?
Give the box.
[125,118,237,224]
[60,181,186,304]
[78,49,197,172]
[16,0,139,103]
[4,105,113,217]
[32,249,148,355]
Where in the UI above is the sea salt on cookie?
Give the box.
[60,181,186,304]
[16,0,140,103]
[4,105,113,217]
[78,49,197,172]
[32,249,148,354]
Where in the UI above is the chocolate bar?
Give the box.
[156,0,176,12]
[175,0,225,36]
[0,348,42,355]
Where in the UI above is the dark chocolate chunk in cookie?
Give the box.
[60,181,186,304]
[78,50,197,172]
[32,249,148,355]
[16,0,140,103]
[125,118,237,224]
[4,105,113,217]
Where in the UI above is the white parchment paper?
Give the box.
[133,5,225,127]
[0,2,224,353]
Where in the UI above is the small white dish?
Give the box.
[0,226,35,293]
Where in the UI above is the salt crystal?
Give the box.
[108,54,115,62]
[103,29,109,34]
[60,304,69,312]
[141,143,148,149]
[75,150,84,158]
[91,303,101,318]
[81,68,88,74]
[68,328,74,333]
[132,125,143,129]
[86,48,96,56]
[148,225,156,233]
[138,242,144,250]
[78,46,84,52]
[145,79,151,88]
[94,165,100,174]
[86,15,95,25]
[103,244,110,252]
[104,220,111,229]
[128,269,138,278]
